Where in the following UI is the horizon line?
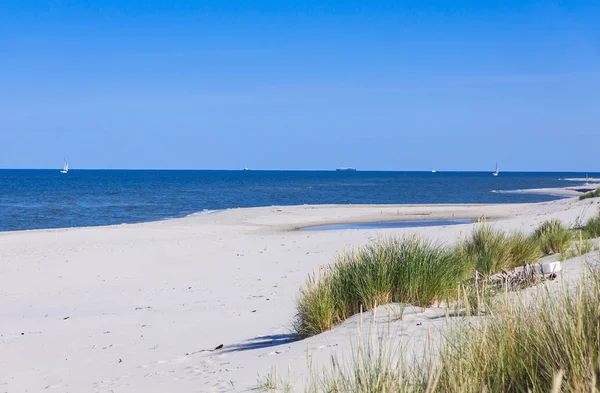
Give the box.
[0,168,598,173]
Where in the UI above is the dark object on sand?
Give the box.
[186,344,224,356]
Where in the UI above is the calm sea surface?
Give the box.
[0,170,594,232]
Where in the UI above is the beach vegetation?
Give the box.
[305,335,415,393]
[300,268,600,393]
[533,219,573,255]
[559,239,595,261]
[579,187,600,200]
[294,226,550,338]
[279,217,600,392]
[457,226,542,275]
[293,236,469,338]
[456,226,510,275]
[427,269,600,392]
[583,210,600,239]
[254,365,293,392]
[506,232,543,267]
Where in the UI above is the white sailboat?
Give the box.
[493,162,499,176]
[60,158,69,174]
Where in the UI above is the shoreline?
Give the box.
[0,202,519,235]
[508,185,598,197]
[2,196,600,392]
[0,194,576,235]
[1,175,595,233]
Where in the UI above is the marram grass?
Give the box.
[533,218,574,255]
[293,236,470,338]
[456,226,542,275]
[295,219,577,339]
[276,268,600,393]
[584,210,600,239]
[506,232,543,267]
[456,225,511,275]
[262,218,600,392]
[423,267,600,393]
[579,187,600,200]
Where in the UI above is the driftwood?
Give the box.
[492,263,547,290]
[185,344,224,356]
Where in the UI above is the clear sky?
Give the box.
[1,1,598,171]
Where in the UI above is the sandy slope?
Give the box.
[1,197,599,392]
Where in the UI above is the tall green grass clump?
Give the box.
[579,187,600,200]
[533,219,573,255]
[457,226,511,275]
[294,273,339,337]
[506,232,543,268]
[296,226,550,338]
[458,226,541,275]
[583,210,600,239]
[388,237,469,306]
[294,236,469,338]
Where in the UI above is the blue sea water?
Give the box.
[0,170,594,232]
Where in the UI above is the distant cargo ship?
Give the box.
[336,167,357,172]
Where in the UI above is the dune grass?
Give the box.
[533,219,573,255]
[457,226,542,275]
[304,334,416,393]
[293,236,470,338]
[295,219,579,338]
[295,224,551,338]
[506,232,543,267]
[273,218,600,392]
[584,210,600,239]
[294,273,339,337]
[456,226,510,275]
[429,269,600,392]
[299,267,600,393]
[560,238,596,261]
[434,267,600,392]
[579,187,600,200]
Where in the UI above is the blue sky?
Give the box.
[1,1,598,171]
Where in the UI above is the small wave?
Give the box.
[186,209,219,217]
[492,189,572,199]
[491,189,525,194]
[561,178,600,182]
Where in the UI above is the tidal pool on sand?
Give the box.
[300,219,474,231]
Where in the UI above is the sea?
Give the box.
[0,170,595,232]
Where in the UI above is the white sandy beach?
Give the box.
[1,196,600,392]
